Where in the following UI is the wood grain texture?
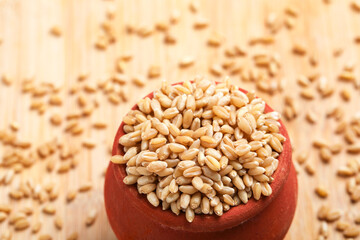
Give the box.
[0,0,359,239]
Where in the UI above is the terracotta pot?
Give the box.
[104,84,297,240]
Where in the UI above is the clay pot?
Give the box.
[104,84,297,240]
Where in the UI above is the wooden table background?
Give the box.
[0,0,360,239]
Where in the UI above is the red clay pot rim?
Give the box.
[108,82,292,232]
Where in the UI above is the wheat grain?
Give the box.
[315,185,328,198]
[67,232,78,240]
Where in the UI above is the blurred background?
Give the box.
[0,0,360,239]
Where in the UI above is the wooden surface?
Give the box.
[0,0,360,239]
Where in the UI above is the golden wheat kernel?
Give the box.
[189,0,200,13]
[305,110,317,124]
[64,121,78,132]
[285,6,298,17]
[164,33,176,44]
[343,62,355,73]
[42,204,56,215]
[337,166,355,177]
[209,64,222,77]
[82,139,96,149]
[108,92,121,104]
[84,83,97,93]
[292,44,306,55]
[230,65,243,75]
[9,211,27,225]
[305,163,315,176]
[114,73,129,87]
[50,114,62,126]
[14,218,30,231]
[179,56,195,68]
[355,36,360,44]
[22,81,35,93]
[2,74,13,86]
[71,157,79,169]
[315,185,328,198]
[132,75,146,87]
[338,71,355,82]
[344,127,357,144]
[108,30,116,44]
[54,215,63,230]
[169,9,181,24]
[336,220,350,232]
[85,208,97,226]
[57,161,71,173]
[193,16,209,29]
[319,147,332,163]
[9,122,19,131]
[234,45,247,56]
[351,0,360,12]
[32,85,48,97]
[120,53,132,62]
[296,152,308,165]
[340,88,351,101]
[67,232,79,240]
[30,220,41,233]
[15,140,31,149]
[0,211,6,222]
[50,25,62,37]
[93,122,107,129]
[284,16,295,29]
[32,100,47,112]
[297,75,310,87]
[9,190,24,200]
[319,221,329,237]
[101,20,112,33]
[77,93,87,107]
[253,55,270,67]
[137,25,153,38]
[66,190,77,202]
[332,48,343,57]
[38,104,47,115]
[309,55,318,66]
[329,143,342,154]
[81,106,94,117]
[115,59,125,73]
[300,88,315,100]
[48,94,62,106]
[268,18,282,33]
[0,204,12,214]
[79,182,93,192]
[353,214,360,225]
[343,225,360,237]
[76,72,88,82]
[148,65,161,78]
[38,234,52,240]
[119,89,129,102]
[155,21,169,32]
[13,163,23,173]
[222,59,235,69]
[313,138,329,149]
[249,36,274,45]
[125,24,136,34]
[105,4,116,19]
[208,33,222,47]
[95,36,108,50]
